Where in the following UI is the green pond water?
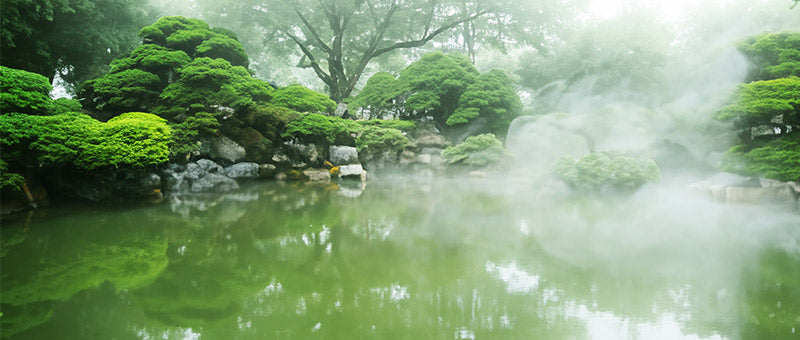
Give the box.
[1,176,799,339]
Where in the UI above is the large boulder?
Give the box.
[196,158,223,173]
[210,136,246,164]
[224,162,260,179]
[329,146,359,165]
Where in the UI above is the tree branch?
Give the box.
[371,10,488,58]
[294,8,333,55]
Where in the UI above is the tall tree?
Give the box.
[193,0,564,102]
[0,0,153,89]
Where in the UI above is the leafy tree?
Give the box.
[188,0,570,101]
[397,52,479,123]
[0,0,152,87]
[447,70,522,135]
[722,133,800,182]
[738,32,800,82]
[352,52,520,136]
[81,17,266,119]
[441,133,509,168]
[349,72,402,119]
[553,153,661,192]
[716,77,800,141]
[716,31,800,182]
[270,85,336,113]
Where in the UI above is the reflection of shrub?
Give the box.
[356,126,408,156]
[722,133,800,182]
[271,85,336,113]
[554,152,660,192]
[442,133,508,168]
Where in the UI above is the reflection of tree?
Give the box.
[0,211,169,338]
[740,249,800,340]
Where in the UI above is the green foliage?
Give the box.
[442,133,509,168]
[0,159,25,190]
[350,72,402,118]
[715,77,800,134]
[143,16,249,68]
[447,70,522,134]
[0,0,151,87]
[0,112,171,170]
[738,32,800,82]
[355,52,520,136]
[356,119,416,132]
[170,112,221,157]
[109,44,192,79]
[553,153,661,192]
[0,66,54,115]
[722,133,800,182]
[397,52,479,123]
[282,113,361,145]
[158,57,273,116]
[81,16,264,121]
[270,85,336,113]
[51,98,82,114]
[355,126,409,156]
[82,69,162,115]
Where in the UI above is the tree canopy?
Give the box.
[0,0,152,87]
[716,31,800,182]
[184,0,570,101]
[352,52,520,137]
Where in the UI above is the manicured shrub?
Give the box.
[553,152,660,192]
[722,133,800,182]
[0,66,54,115]
[442,133,509,168]
[271,85,336,113]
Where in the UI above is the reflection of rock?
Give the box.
[191,173,239,192]
[339,164,364,178]
[304,169,332,182]
[259,164,278,179]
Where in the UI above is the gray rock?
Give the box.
[304,169,332,182]
[338,164,364,178]
[329,146,360,165]
[334,102,348,117]
[420,147,445,155]
[285,142,322,165]
[197,159,223,173]
[210,136,246,164]
[415,154,432,164]
[191,173,239,192]
[184,163,205,180]
[225,162,260,179]
[259,164,278,178]
[399,150,416,166]
[272,152,290,164]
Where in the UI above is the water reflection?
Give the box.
[1,177,798,339]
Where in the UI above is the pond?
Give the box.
[1,176,798,339]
